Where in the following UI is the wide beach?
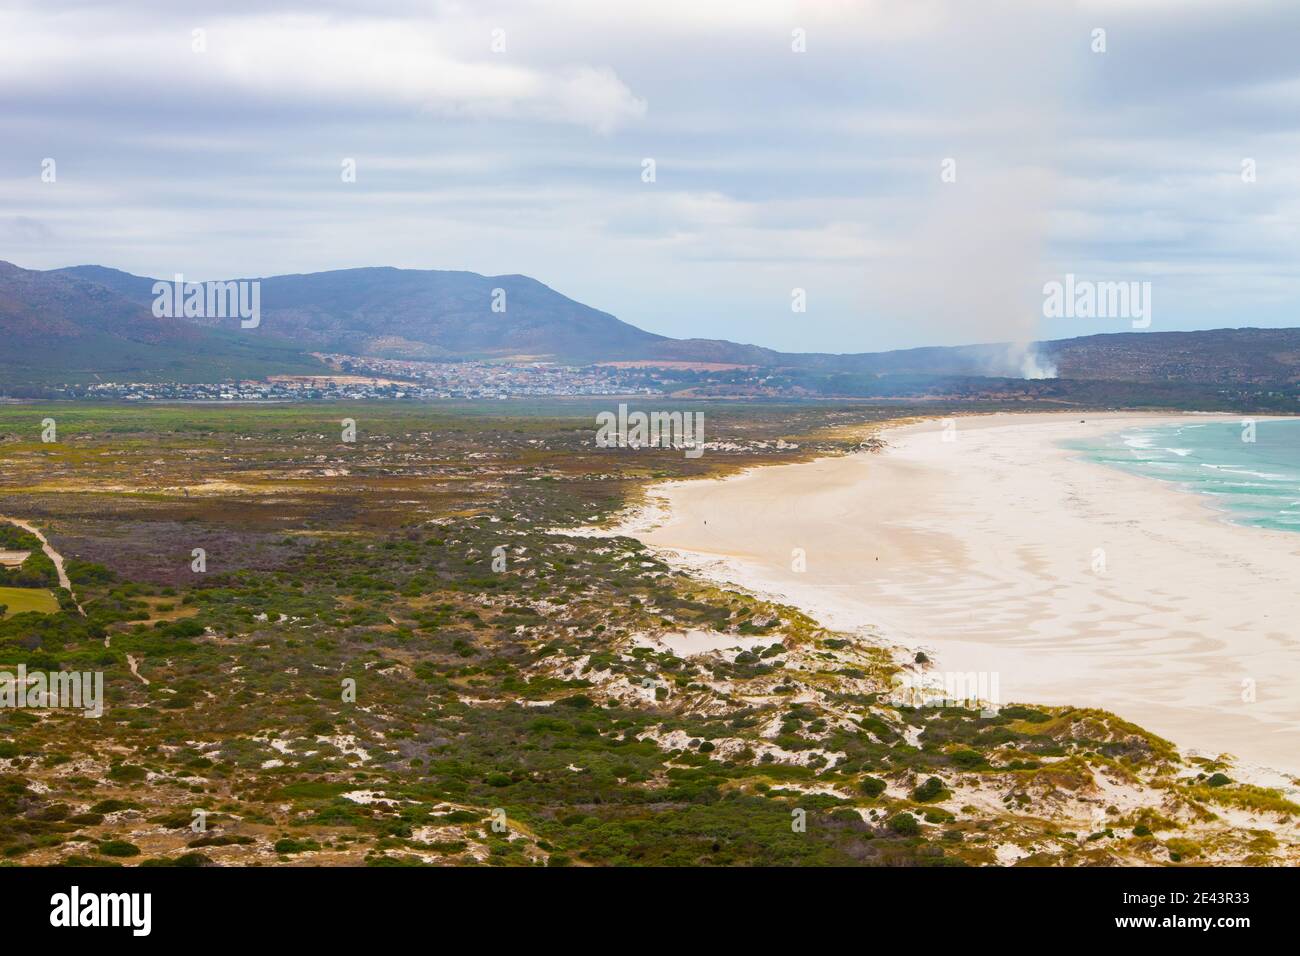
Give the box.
[631,412,1300,774]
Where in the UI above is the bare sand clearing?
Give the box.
[632,412,1300,773]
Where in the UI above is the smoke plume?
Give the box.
[862,2,1069,379]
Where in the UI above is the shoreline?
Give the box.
[618,411,1300,778]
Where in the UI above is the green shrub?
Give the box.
[140,852,211,867]
[912,777,948,803]
[859,776,887,798]
[89,799,133,814]
[1000,706,1050,723]
[274,837,318,854]
[948,749,985,769]
[98,840,140,858]
[888,812,920,836]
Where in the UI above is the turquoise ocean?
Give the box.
[1067,418,1300,533]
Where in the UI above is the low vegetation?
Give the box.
[0,401,1294,866]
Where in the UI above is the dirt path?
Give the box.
[126,654,150,685]
[0,515,85,616]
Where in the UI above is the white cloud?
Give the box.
[0,12,646,133]
[1,0,1299,351]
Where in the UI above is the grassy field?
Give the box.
[0,586,59,616]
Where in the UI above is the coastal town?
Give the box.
[69,358,669,403]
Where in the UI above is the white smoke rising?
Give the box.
[1018,347,1058,380]
[862,2,1068,380]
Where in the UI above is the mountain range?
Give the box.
[2,260,1299,388]
[0,261,320,384]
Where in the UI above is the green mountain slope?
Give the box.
[0,262,324,385]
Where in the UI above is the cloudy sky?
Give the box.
[2,0,1298,352]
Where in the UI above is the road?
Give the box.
[0,515,85,616]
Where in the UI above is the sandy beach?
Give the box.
[631,412,1300,774]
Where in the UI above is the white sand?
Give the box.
[636,630,772,658]
[633,412,1300,773]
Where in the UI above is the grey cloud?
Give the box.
[1,0,1298,351]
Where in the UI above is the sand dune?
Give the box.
[632,412,1300,773]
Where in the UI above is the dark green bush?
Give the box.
[912,777,947,803]
[98,840,141,857]
[859,776,887,798]
[888,812,920,836]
